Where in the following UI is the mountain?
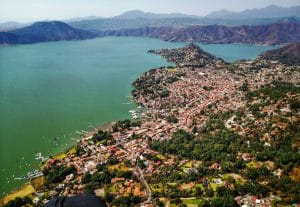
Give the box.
[112,10,200,19]
[0,21,97,45]
[260,42,300,65]
[206,5,300,19]
[103,21,300,45]
[69,17,201,31]
[0,32,19,44]
[68,7,300,32]
[69,16,300,32]
[3,5,300,32]
[205,9,233,19]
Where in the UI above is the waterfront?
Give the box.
[0,37,278,195]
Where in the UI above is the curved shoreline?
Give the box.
[1,41,290,206]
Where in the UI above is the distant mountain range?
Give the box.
[206,5,300,19]
[1,5,300,46]
[114,6,300,20]
[68,6,300,31]
[68,16,300,32]
[1,20,299,45]
[102,20,300,45]
[112,10,200,19]
[1,5,300,32]
[0,21,96,44]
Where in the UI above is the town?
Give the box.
[2,43,300,207]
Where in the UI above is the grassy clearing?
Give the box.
[245,161,262,169]
[53,146,76,160]
[195,183,205,190]
[53,152,66,160]
[168,182,178,186]
[167,68,178,72]
[150,184,164,192]
[182,198,202,206]
[225,173,246,184]
[67,146,76,154]
[108,162,129,172]
[3,184,35,204]
[183,161,193,168]
[156,154,166,160]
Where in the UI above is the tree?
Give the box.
[82,172,92,184]
[211,196,238,207]
[155,198,165,207]
[195,187,203,197]
[166,115,179,123]
[205,188,214,197]
[239,81,249,92]
[247,168,259,180]
[173,198,182,205]
[160,90,170,98]
[83,183,95,194]
[290,98,300,112]
[199,200,210,207]
[104,192,114,203]
[4,197,32,207]
[46,165,76,183]
[137,159,146,169]
[216,186,232,197]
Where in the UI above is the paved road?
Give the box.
[137,167,152,202]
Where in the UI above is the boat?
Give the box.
[27,170,43,179]
[14,177,27,180]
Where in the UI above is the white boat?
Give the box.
[27,170,43,179]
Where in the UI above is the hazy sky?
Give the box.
[0,0,299,22]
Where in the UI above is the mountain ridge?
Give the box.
[2,5,300,31]
[206,5,300,19]
[0,21,97,44]
[1,20,300,45]
[260,42,300,65]
[112,10,200,19]
[103,21,300,45]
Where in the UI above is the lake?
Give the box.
[0,37,278,195]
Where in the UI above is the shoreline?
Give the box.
[0,41,271,202]
[1,42,297,206]
[0,120,116,204]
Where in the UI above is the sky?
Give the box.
[0,0,299,22]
